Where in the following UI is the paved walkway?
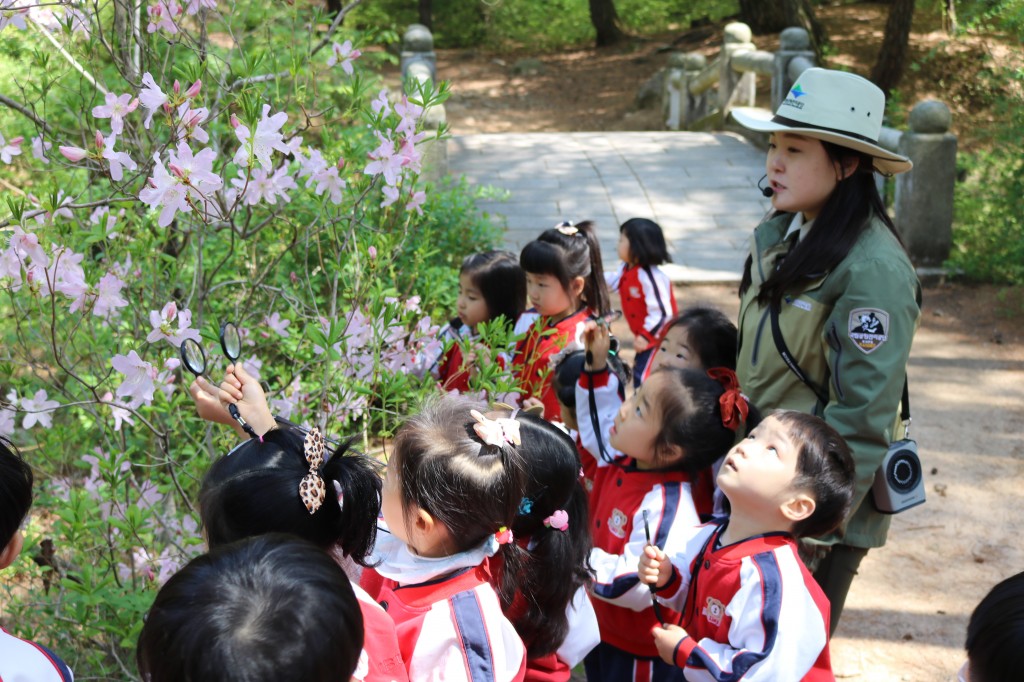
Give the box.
[448,131,771,282]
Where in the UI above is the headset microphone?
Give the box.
[757,175,774,198]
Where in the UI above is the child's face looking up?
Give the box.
[648,326,698,373]
[609,373,675,469]
[457,273,490,329]
[717,415,802,511]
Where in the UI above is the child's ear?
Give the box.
[0,531,24,570]
[655,443,686,467]
[569,276,585,298]
[780,493,816,524]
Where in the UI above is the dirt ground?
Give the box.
[426,5,1024,679]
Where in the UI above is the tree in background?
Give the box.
[871,0,917,94]
[738,0,827,56]
[589,0,626,46]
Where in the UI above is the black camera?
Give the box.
[871,438,926,514]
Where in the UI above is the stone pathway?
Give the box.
[448,131,771,282]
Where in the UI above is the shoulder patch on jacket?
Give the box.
[849,308,889,354]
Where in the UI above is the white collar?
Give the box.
[783,213,815,243]
[368,519,499,585]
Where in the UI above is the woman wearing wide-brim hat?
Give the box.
[731,67,921,634]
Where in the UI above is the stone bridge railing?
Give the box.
[401,24,448,181]
[661,22,956,269]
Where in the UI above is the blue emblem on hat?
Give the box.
[790,84,807,98]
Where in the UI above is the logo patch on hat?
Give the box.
[790,84,807,98]
[849,308,889,354]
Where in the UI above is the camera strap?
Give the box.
[768,303,910,421]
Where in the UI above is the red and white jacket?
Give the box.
[0,627,74,682]
[606,264,677,345]
[362,564,526,682]
[512,307,592,421]
[352,583,411,682]
[655,522,834,681]
[416,319,482,394]
[576,369,706,658]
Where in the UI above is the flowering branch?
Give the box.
[309,0,366,57]
[0,94,54,134]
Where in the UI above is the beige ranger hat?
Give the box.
[730,67,912,176]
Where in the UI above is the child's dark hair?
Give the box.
[200,424,382,564]
[552,349,629,414]
[461,250,526,327]
[647,367,760,472]
[662,306,737,371]
[620,218,670,266]
[772,411,856,538]
[520,220,611,316]
[0,437,32,551]
[390,393,525,558]
[965,571,1024,682]
[502,409,592,658]
[137,534,363,682]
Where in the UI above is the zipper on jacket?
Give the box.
[827,322,844,401]
[750,307,770,366]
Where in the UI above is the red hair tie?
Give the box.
[706,367,749,432]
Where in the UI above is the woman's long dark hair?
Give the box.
[739,144,907,309]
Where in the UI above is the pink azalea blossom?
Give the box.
[371,89,391,118]
[270,377,304,421]
[0,404,14,437]
[92,92,139,135]
[380,184,400,208]
[395,96,424,137]
[0,247,22,289]
[313,166,345,205]
[230,165,295,206]
[140,142,222,226]
[264,312,291,338]
[102,133,137,181]
[242,357,262,381]
[176,102,209,144]
[232,104,290,171]
[146,0,181,34]
[406,190,427,215]
[146,301,202,346]
[101,391,135,431]
[183,78,202,98]
[364,134,403,187]
[20,389,59,430]
[9,226,48,266]
[296,148,328,188]
[183,0,216,16]
[282,136,302,157]
[326,40,361,74]
[368,246,377,259]
[0,132,22,164]
[59,145,88,163]
[48,245,89,309]
[139,153,190,227]
[0,0,28,32]
[139,72,168,129]
[31,136,51,163]
[397,135,424,174]
[94,272,129,318]
[111,350,157,407]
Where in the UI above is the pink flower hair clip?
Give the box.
[470,409,521,448]
[495,526,514,545]
[543,509,569,532]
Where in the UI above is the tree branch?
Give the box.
[0,94,54,134]
[310,0,365,57]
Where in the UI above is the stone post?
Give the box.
[417,102,448,182]
[895,101,957,267]
[664,52,707,130]
[401,23,436,81]
[719,23,756,116]
[773,27,815,110]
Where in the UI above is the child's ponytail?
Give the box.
[321,443,384,565]
[574,220,611,316]
[500,412,593,658]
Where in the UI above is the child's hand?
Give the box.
[651,624,688,665]
[582,321,611,372]
[634,336,650,353]
[218,363,277,436]
[639,544,671,589]
[188,377,248,438]
[522,396,545,418]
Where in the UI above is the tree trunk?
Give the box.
[419,0,432,29]
[944,0,957,34]
[738,0,827,56]
[589,0,625,47]
[112,0,138,81]
[871,0,916,95]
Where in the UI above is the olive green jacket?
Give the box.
[736,213,921,549]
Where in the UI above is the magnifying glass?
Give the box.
[180,338,208,377]
[220,322,242,362]
[643,509,669,628]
